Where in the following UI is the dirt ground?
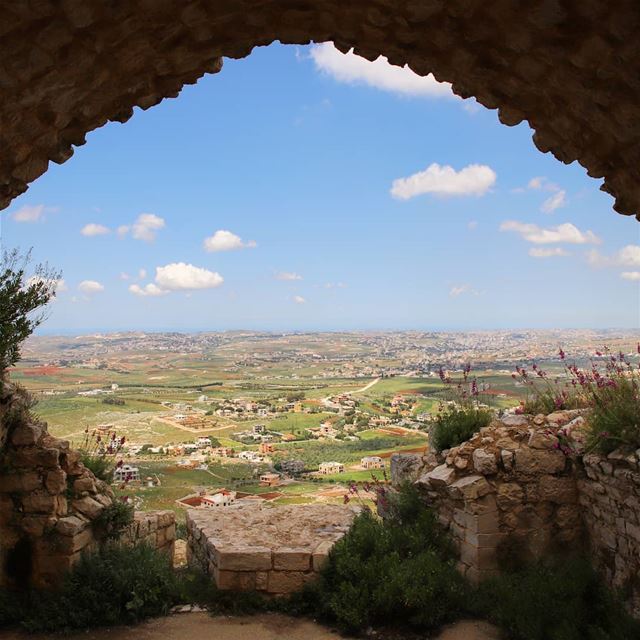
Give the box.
[3,613,501,640]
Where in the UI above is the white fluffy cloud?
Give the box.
[275,271,303,281]
[449,284,479,297]
[78,280,104,294]
[131,213,165,242]
[81,223,110,237]
[129,283,168,297]
[541,190,566,214]
[621,271,640,281]
[309,43,452,98]
[293,295,306,304]
[117,225,130,237]
[391,163,496,200]
[587,245,640,268]
[155,262,223,291]
[500,221,601,245]
[528,247,570,258]
[203,230,257,252]
[12,204,58,223]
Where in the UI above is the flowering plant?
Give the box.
[77,427,126,482]
[514,345,640,453]
[343,471,390,513]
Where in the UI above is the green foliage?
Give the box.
[80,452,113,482]
[94,500,134,540]
[3,544,179,633]
[587,373,640,454]
[0,248,60,373]
[431,406,492,452]
[523,391,586,415]
[474,558,640,640]
[302,484,468,633]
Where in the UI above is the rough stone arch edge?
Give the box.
[1,1,639,219]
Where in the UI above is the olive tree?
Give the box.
[0,249,60,374]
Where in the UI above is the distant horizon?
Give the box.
[32,326,639,337]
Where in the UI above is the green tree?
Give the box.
[0,249,60,373]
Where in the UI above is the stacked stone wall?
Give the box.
[391,411,640,616]
[580,451,640,616]
[122,510,176,559]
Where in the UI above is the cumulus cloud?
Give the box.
[275,271,303,281]
[391,163,496,200]
[81,223,110,237]
[449,284,479,297]
[500,221,601,245]
[587,245,640,268]
[138,268,147,280]
[78,280,104,294]
[541,190,567,214]
[309,42,452,98]
[12,204,58,223]
[621,271,640,281]
[293,295,306,304]
[203,230,257,252]
[129,283,168,297]
[117,225,130,237]
[131,213,165,242]
[528,247,570,258]
[155,262,223,291]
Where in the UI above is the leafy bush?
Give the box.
[303,484,468,633]
[94,499,134,540]
[80,452,113,482]
[4,543,179,633]
[474,558,640,640]
[431,406,492,452]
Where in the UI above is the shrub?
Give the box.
[93,499,134,540]
[430,406,492,452]
[77,429,127,483]
[474,558,640,640]
[304,484,468,633]
[7,543,179,633]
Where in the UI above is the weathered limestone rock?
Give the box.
[419,464,456,488]
[71,496,104,520]
[514,448,566,475]
[390,452,424,485]
[472,448,498,475]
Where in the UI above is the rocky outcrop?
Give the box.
[1,2,640,218]
[392,411,640,615]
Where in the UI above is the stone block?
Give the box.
[472,449,498,475]
[449,474,492,500]
[22,492,57,514]
[45,469,67,494]
[73,476,96,493]
[72,496,104,519]
[312,541,333,571]
[0,471,42,493]
[13,447,60,469]
[419,464,455,488]
[11,423,43,446]
[273,547,311,571]
[539,475,577,504]
[390,453,424,485]
[267,570,309,594]
[528,429,558,450]
[215,546,272,571]
[55,515,87,536]
[514,448,566,475]
[256,571,269,590]
[496,482,524,510]
[214,568,256,591]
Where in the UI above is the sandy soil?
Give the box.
[3,613,501,640]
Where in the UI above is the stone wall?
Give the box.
[122,510,176,559]
[187,503,355,594]
[1,2,640,219]
[391,411,640,615]
[580,450,640,616]
[0,382,175,588]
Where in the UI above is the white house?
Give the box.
[113,464,140,483]
[361,456,385,470]
[201,490,236,508]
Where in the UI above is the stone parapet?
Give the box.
[121,510,176,559]
[186,503,356,594]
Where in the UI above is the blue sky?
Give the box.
[2,43,639,332]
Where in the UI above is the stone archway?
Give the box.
[1,1,639,219]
